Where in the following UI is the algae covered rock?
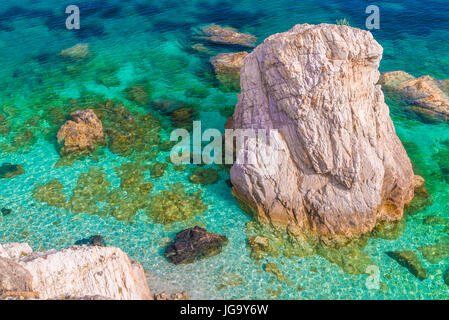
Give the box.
[32,179,68,208]
[69,167,111,214]
[200,25,257,47]
[386,251,427,280]
[125,86,149,105]
[380,72,449,122]
[57,109,105,156]
[189,167,219,185]
[248,236,272,260]
[0,163,24,179]
[146,183,207,224]
[211,52,248,90]
[149,162,168,179]
[60,43,90,59]
[419,237,449,264]
[164,226,228,264]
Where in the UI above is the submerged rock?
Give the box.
[378,71,415,90]
[57,109,105,156]
[419,237,449,264]
[32,179,68,208]
[229,24,415,242]
[165,226,228,264]
[0,163,24,179]
[248,236,272,260]
[146,183,208,224]
[1,208,12,216]
[0,243,152,300]
[60,43,90,59]
[406,175,433,215]
[386,251,427,280]
[444,269,449,287]
[200,25,257,47]
[189,167,219,185]
[148,162,168,178]
[126,86,149,105]
[263,263,292,285]
[211,52,248,90]
[380,71,449,121]
[75,235,106,247]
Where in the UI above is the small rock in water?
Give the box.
[60,43,90,59]
[200,25,257,47]
[0,163,24,179]
[75,235,106,247]
[56,109,105,156]
[1,208,12,216]
[386,251,427,280]
[165,226,228,264]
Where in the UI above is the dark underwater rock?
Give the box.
[75,235,106,247]
[1,208,12,216]
[189,167,219,185]
[165,226,228,264]
[386,251,427,280]
[0,163,24,179]
[126,86,149,105]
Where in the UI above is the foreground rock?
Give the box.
[60,43,90,59]
[379,71,449,121]
[200,25,256,47]
[0,243,152,300]
[211,52,248,90]
[229,24,415,242]
[165,226,228,264]
[386,251,427,280]
[57,109,105,155]
[0,163,24,179]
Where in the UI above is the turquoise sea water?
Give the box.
[0,0,449,299]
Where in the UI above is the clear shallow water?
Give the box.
[0,0,449,299]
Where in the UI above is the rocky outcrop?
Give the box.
[0,163,24,179]
[60,43,90,59]
[200,25,256,47]
[211,52,248,90]
[165,226,228,264]
[229,24,415,242]
[57,109,104,155]
[379,71,449,121]
[0,243,152,300]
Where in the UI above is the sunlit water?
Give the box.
[0,0,448,299]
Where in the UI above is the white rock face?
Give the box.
[229,24,415,241]
[0,243,152,300]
